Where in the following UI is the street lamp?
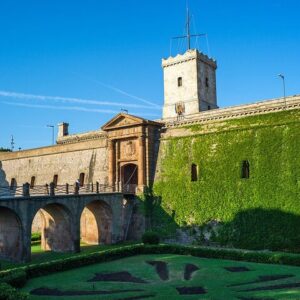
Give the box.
[46,125,55,145]
[278,74,286,109]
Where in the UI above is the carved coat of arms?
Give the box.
[124,141,136,158]
[175,101,185,116]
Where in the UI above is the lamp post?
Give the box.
[278,74,286,109]
[47,125,54,145]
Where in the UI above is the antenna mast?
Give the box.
[187,7,191,50]
[172,6,206,52]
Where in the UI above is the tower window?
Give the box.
[205,77,209,88]
[178,77,183,87]
[30,176,36,188]
[191,164,198,182]
[241,161,250,179]
[53,175,58,187]
[10,178,16,190]
[79,173,85,187]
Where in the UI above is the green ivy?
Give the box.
[153,109,300,251]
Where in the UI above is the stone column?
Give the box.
[138,135,145,189]
[108,140,115,188]
[115,140,120,192]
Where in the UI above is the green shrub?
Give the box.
[31,233,41,242]
[142,232,160,245]
[0,269,27,288]
[0,283,28,300]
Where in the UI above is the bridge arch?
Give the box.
[0,206,23,261]
[80,200,112,245]
[31,203,75,252]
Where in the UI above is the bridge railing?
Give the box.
[0,185,23,198]
[122,184,137,194]
[0,182,116,198]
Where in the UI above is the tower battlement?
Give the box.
[162,49,217,69]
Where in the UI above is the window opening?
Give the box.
[53,175,58,187]
[10,178,16,190]
[191,164,198,182]
[205,77,209,88]
[242,161,250,179]
[178,77,183,87]
[79,173,85,187]
[30,176,36,188]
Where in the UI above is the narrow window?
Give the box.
[178,77,182,87]
[241,161,250,179]
[79,173,85,187]
[208,105,211,110]
[205,77,209,88]
[10,178,16,190]
[53,175,58,187]
[191,164,198,182]
[30,176,36,188]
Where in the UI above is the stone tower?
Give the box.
[162,49,218,120]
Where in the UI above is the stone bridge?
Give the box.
[0,192,132,262]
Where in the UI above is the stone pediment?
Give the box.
[102,113,161,131]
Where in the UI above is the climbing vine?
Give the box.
[152,110,300,251]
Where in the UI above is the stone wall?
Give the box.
[0,138,108,187]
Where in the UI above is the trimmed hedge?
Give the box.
[4,244,300,282]
[3,244,300,299]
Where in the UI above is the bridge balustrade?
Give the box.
[0,182,120,198]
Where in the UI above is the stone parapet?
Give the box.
[162,95,300,128]
[57,129,106,144]
[0,137,107,161]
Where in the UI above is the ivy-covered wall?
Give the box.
[153,109,300,251]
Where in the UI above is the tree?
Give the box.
[0,147,11,152]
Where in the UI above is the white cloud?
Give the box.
[0,90,161,110]
[2,101,161,118]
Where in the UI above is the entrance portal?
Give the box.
[121,163,138,194]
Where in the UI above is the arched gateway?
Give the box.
[101,113,162,194]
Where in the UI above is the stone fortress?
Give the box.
[1,48,298,192]
[0,46,300,262]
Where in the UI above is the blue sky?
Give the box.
[0,0,299,150]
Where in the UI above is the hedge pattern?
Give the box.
[3,244,300,299]
[153,109,300,251]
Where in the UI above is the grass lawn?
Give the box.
[0,242,137,270]
[21,254,300,300]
